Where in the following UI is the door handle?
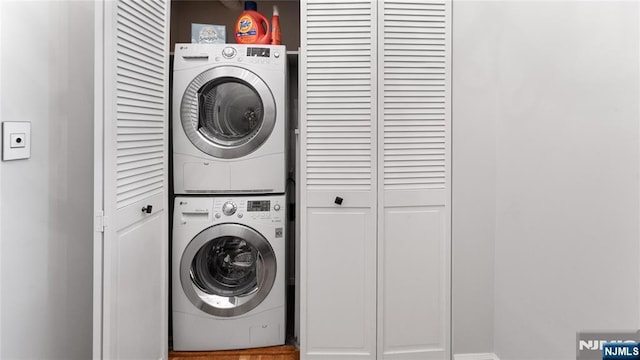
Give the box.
[141,205,153,214]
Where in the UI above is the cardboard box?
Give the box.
[191,23,226,44]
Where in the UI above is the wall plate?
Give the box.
[2,122,31,161]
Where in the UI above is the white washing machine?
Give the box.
[173,44,287,194]
[172,195,286,351]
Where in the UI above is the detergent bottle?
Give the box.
[271,5,281,45]
[235,1,271,44]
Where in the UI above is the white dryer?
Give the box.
[173,44,287,194]
[172,195,286,351]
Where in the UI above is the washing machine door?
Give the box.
[180,66,276,159]
[180,223,277,317]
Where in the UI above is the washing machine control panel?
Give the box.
[211,197,284,222]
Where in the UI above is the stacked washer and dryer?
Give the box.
[172,43,288,351]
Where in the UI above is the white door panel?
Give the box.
[301,0,450,359]
[378,0,451,359]
[108,213,166,359]
[305,208,376,359]
[94,1,170,359]
[381,206,448,359]
[300,0,377,359]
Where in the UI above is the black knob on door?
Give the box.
[334,197,343,205]
[141,205,153,214]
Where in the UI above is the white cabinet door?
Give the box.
[94,1,170,359]
[300,0,451,359]
[377,1,451,359]
[300,0,377,359]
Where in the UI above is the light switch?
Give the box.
[3,122,31,161]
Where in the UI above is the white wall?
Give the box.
[490,2,640,359]
[0,0,4,356]
[0,1,94,359]
[451,1,500,356]
[454,1,640,359]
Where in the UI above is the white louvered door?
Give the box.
[377,1,450,359]
[94,1,170,359]
[300,0,450,359]
[300,0,377,359]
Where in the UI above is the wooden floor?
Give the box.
[169,345,299,360]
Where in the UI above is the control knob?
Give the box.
[222,201,237,216]
[222,47,236,59]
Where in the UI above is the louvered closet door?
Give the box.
[300,0,377,359]
[377,1,451,359]
[94,1,170,359]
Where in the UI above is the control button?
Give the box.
[222,201,237,216]
[237,213,244,219]
[2,122,31,161]
[10,134,25,148]
[274,204,281,211]
[214,213,221,219]
[274,51,280,59]
[222,47,236,59]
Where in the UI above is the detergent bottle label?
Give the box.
[236,15,257,41]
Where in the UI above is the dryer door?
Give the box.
[180,223,277,317]
[180,66,276,159]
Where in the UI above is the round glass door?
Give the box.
[180,223,276,317]
[180,66,276,159]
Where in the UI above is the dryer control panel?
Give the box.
[173,43,286,71]
[225,45,284,66]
